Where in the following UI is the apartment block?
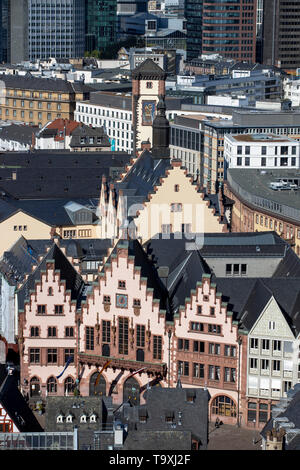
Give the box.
[0,74,90,127]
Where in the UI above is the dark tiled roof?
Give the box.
[132,58,167,79]
[0,236,41,285]
[0,124,38,144]
[0,372,43,432]
[261,385,300,449]
[0,73,92,94]
[45,396,106,432]
[117,149,171,198]
[17,243,85,310]
[0,150,131,169]
[0,197,99,226]
[69,124,110,148]
[123,430,192,450]
[143,232,300,326]
[0,151,131,199]
[120,387,209,449]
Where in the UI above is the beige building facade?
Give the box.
[0,75,90,128]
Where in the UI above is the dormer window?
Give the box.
[165,411,174,423]
[90,414,97,423]
[186,390,196,403]
[66,415,73,423]
[80,414,87,423]
[56,414,64,424]
[139,409,148,423]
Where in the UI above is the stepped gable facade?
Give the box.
[98,150,228,242]
[16,231,300,429]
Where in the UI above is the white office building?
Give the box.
[224,134,300,172]
[75,93,133,153]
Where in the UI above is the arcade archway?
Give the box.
[89,372,107,396]
[123,376,140,405]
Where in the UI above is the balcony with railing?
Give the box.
[78,353,167,378]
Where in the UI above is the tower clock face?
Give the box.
[116,293,128,308]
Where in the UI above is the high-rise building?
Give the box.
[201,0,257,63]
[85,0,117,54]
[255,0,264,62]
[27,0,85,61]
[185,0,203,61]
[262,0,300,72]
[1,0,8,63]
[8,0,29,63]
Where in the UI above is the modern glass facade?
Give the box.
[185,0,203,61]
[85,0,117,53]
[202,0,257,62]
[28,0,85,61]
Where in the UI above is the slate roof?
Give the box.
[0,150,131,169]
[117,149,171,200]
[122,430,192,450]
[273,245,300,277]
[131,58,167,80]
[143,232,300,326]
[261,384,300,450]
[0,236,41,286]
[69,124,110,148]
[0,73,92,94]
[0,237,113,290]
[45,396,111,450]
[0,123,38,144]
[0,370,43,432]
[17,242,85,311]
[0,151,131,199]
[213,276,300,335]
[119,387,209,450]
[0,197,99,226]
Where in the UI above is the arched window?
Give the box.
[211,395,236,417]
[47,376,57,394]
[64,377,75,394]
[89,372,106,396]
[123,376,140,406]
[30,376,40,397]
[48,287,53,296]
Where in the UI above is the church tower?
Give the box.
[132,58,167,155]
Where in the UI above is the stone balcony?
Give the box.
[78,352,167,378]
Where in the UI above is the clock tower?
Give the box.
[132,58,167,155]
